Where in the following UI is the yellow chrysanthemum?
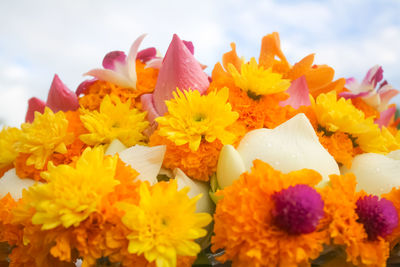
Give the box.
[117,180,212,267]
[79,95,149,147]
[15,107,74,169]
[156,88,238,151]
[0,127,21,169]
[314,92,391,153]
[26,146,119,230]
[228,57,291,98]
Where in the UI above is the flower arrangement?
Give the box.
[1,32,400,267]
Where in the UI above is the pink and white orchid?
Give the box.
[339,65,398,112]
[25,74,79,122]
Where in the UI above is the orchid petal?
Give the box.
[105,139,128,155]
[127,34,147,86]
[137,47,157,62]
[341,152,400,195]
[76,78,97,96]
[361,65,383,88]
[145,58,163,69]
[236,113,339,184]
[375,106,396,128]
[118,145,166,185]
[174,168,213,214]
[216,145,246,189]
[140,94,160,123]
[25,97,46,123]
[46,74,79,113]
[379,89,399,111]
[0,169,37,200]
[339,91,370,100]
[102,51,127,70]
[152,34,209,115]
[279,76,311,109]
[84,68,134,88]
[345,77,361,93]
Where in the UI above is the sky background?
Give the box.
[0,0,399,127]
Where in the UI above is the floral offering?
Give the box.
[1,32,400,267]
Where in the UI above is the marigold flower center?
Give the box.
[271,184,324,235]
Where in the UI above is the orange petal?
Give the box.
[222,42,242,71]
[305,65,335,93]
[259,32,289,69]
[311,78,346,98]
[285,54,315,80]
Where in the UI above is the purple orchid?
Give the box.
[25,74,79,122]
[141,34,210,126]
[339,65,398,112]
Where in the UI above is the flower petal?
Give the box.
[118,145,166,185]
[84,68,134,88]
[182,40,194,54]
[46,74,79,113]
[379,89,399,111]
[140,93,160,123]
[375,106,396,128]
[216,144,246,188]
[279,76,311,109]
[127,34,147,86]
[341,152,400,195]
[102,51,127,70]
[25,97,46,123]
[145,58,163,69]
[76,78,97,96]
[137,47,157,62]
[105,139,128,155]
[236,113,339,184]
[0,169,37,200]
[338,91,370,100]
[361,65,383,88]
[152,34,209,115]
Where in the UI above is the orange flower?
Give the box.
[150,130,222,181]
[322,174,390,266]
[212,160,329,267]
[351,97,380,119]
[382,188,400,247]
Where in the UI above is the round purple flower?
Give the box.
[271,184,324,235]
[356,195,398,240]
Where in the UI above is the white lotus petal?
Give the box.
[217,144,246,189]
[118,145,166,185]
[174,168,214,214]
[105,139,128,155]
[0,169,37,200]
[341,152,400,195]
[236,113,339,184]
[387,150,400,160]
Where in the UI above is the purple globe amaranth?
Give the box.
[271,184,324,235]
[355,195,398,241]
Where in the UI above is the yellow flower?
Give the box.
[27,146,119,230]
[79,95,149,147]
[117,180,212,267]
[228,57,291,98]
[314,92,390,153]
[15,107,74,169]
[0,127,21,169]
[156,88,238,151]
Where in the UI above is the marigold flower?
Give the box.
[0,127,21,169]
[117,180,212,267]
[15,107,74,169]
[80,95,148,147]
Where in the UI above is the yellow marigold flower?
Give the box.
[156,88,238,151]
[314,92,389,153]
[15,107,74,169]
[228,57,291,98]
[117,180,212,267]
[27,146,119,230]
[79,95,149,147]
[0,127,21,169]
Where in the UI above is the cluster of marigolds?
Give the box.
[1,32,400,267]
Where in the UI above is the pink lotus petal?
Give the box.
[380,89,399,109]
[279,76,310,109]
[339,91,370,99]
[46,74,79,113]
[152,34,209,115]
[375,106,396,128]
[137,47,157,62]
[84,68,134,88]
[102,51,127,70]
[76,78,97,96]
[127,34,147,85]
[362,65,383,88]
[140,93,160,123]
[145,58,163,69]
[25,97,46,123]
[183,40,194,54]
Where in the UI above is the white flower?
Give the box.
[217,113,340,188]
[341,150,400,195]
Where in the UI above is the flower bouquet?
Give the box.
[1,32,400,267]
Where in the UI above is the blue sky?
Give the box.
[1,0,399,126]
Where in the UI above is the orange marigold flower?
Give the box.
[351,97,380,119]
[382,188,400,246]
[0,194,23,246]
[212,160,329,267]
[322,173,390,266]
[150,130,222,181]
